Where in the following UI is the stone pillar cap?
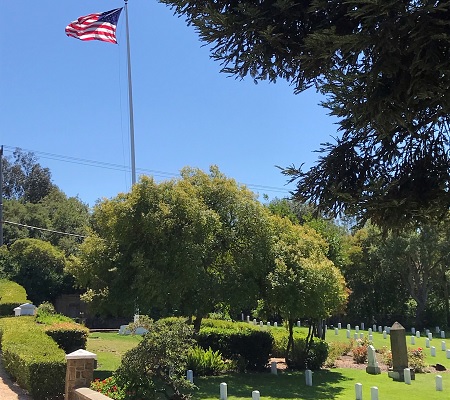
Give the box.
[391,322,405,330]
[66,349,97,360]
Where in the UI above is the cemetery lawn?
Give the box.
[86,332,142,379]
[194,369,450,400]
[86,327,450,398]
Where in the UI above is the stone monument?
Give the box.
[366,345,381,374]
[388,322,415,381]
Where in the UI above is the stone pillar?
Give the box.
[388,322,415,381]
[65,349,97,400]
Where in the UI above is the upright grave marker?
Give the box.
[366,345,381,375]
[388,322,415,381]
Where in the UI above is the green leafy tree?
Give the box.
[161,0,450,228]
[77,167,273,328]
[8,238,74,304]
[380,221,450,328]
[343,224,410,326]
[265,215,348,357]
[2,148,55,203]
[3,189,89,255]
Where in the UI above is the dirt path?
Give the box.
[0,355,32,400]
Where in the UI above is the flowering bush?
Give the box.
[91,377,126,400]
[379,346,392,368]
[352,345,368,364]
[408,347,426,373]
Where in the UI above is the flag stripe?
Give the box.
[65,8,122,44]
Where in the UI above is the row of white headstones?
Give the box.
[189,374,444,400]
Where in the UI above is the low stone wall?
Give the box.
[74,387,110,400]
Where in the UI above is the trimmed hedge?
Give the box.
[197,323,273,371]
[0,279,29,316]
[44,321,89,353]
[0,317,66,400]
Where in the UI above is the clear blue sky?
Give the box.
[1,1,338,207]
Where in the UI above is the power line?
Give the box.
[2,145,292,195]
[4,220,88,239]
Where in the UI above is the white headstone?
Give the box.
[297,320,301,327]
[354,333,358,340]
[274,322,278,328]
[335,328,339,336]
[447,349,450,359]
[373,324,377,332]
[404,368,411,384]
[355,383,363,400]
[356,325,360,333]
[361,322,365,330]
[378,326,382,333]
[426,329,430,335]
[252,390,260,400]
[267,322,271,326]
[441,331,445,339]
[370,386,379,400]
[411,327,416,335]
[436,375,443,391]
[411,336,415,345]
[431,346,436,357]
[428,332,433,340]
[246,316,250,323]
[368,327,372,334]
[387,327,391,334]
[369,334,373,341]
[338,322,342,329]
[366,345,381,374]
[347,329,351,339]
[416,331,420,338]
[253,318,257,325]
[220,382,227,400]
[436,326,440,333]
[241,313,244,321]
[305,369,313,386]
[441,341,446,351]
[426,338,430,348]
[383,331,387,339]
[347,323,351,330]
[259,321,263,327]
[187,370,194,383]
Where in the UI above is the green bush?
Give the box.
[0,279,29,316]
[287,337,329,370]
[197,324,273,371]
[0,317,65,400]
[187,346,227,376]
[114,319,195,400]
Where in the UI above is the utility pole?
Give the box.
[0,145,3,246]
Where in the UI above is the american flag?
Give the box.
[65,8,123,44]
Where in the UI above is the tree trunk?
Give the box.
[193,315,203,333]
[286,319,295,357]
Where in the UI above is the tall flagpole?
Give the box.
[124,0,136,185]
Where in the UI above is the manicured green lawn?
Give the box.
[194,369,450,400]
[86,326,450,398]
[86,332,142,378]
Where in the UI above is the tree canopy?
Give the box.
[161,0,450,228]
[77,167,275,325]
[2,148,55,203]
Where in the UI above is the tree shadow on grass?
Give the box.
[195,370,352,399]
